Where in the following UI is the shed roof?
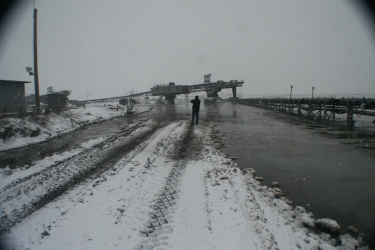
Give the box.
[0,80,31,84]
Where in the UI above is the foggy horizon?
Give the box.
[1,0,375,100]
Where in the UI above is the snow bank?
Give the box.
[316,218,341,232]
[0,102,151,151]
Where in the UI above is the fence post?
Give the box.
[333,102,335,125]
[319,101,322,120]
[347,101,354,130]
[291,100,293,114]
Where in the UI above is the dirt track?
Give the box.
[0,123,163,234]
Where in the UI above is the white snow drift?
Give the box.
[0,102,151,151]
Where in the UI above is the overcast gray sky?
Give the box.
[1,0,375,100]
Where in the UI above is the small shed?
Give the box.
[0,80,31,113]
[119,98,136,105]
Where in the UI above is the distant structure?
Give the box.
[151,74,244,103]
[46,88,71,111]
[151,82,189,103]
[46,93,68,111]
[68,75,244,106]
[0,80,31,113]
[204,74,212,83]
[26,87,71,109]
[47,86,54,94]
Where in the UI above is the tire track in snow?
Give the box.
[135,125,208,250]
[0,124,164,234]
[136,161,187,250]
[165,161,210,249]
[0,122,186,249]
[138,123,280,250]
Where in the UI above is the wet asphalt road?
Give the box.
[2,99,375,246]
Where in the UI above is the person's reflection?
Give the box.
[153,104,167,123]
[233,111,237,118]
[165,104,177,122]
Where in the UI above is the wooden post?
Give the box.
[319,102,322,120]
[291,100,293,114]
[347,101,353,130]
[308,100,311,117]
[333,103,335,125]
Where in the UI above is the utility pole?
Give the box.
[290,85,293,99]
[33,8,40,111]
[289,85,293,113]
[312,86,315,99]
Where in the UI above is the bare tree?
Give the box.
[125,88,138,115]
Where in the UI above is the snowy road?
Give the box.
[0,121,364,249]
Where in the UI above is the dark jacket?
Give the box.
[191,98,200,112]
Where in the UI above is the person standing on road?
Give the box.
[191,95,200,125]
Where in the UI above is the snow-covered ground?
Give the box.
[0,102,151,151]
[0,121,368,249]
